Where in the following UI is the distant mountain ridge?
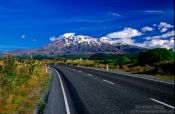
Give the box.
[0,34,144,56]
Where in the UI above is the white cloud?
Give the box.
[49,33,76,42]
[153,24,157,27]
[146,31,175,40]
[118,38,134,44]
[108,12,121,17]
[105,28,142,45]
[142,26,154,32]
[62,33,75,38]
[21,34,26,39]
[49,36,57,42]
[158,22,174,32]
[160,28,168,32]
[48,22,174,50]
[158,22,174,28]
[144,10,163,13]
[137,38,174,49]
[106,27,142,39]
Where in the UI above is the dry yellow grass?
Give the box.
[55,59,175,81]
[0,60,49,114]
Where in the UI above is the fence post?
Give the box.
[106,64,109,70]
[45,64,48,74]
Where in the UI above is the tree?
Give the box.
[117,57,130,65]
[137,48,174,65]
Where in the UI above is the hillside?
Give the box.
[0,33,144,56]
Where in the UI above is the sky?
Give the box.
[0,0,174,50]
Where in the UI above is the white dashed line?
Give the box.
[88,74,93,76]
[53,68,71,114]
[150,98,175,109]
[79,66,174,85]
[103,80,114,85]
[78,71,82,72]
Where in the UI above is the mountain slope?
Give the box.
[1,34,144,56]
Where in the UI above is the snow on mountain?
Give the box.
[48,33,130,48]
[1,33,144,56]
[39,33,143,55]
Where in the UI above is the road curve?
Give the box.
[44,65,174,114]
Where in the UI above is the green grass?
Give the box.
[39,99,46,110]
[0,58,49,114]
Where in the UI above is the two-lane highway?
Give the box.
[44,65,174,114]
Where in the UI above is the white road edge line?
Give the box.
[103,80,114,85]
[126,75,174,85]
[88,74,93,76]
[53,68,71,114]
[114,72,174,85]
[150,98,175,109]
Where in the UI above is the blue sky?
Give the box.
[0,0,174,50]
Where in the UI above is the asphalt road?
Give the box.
[44,65,174,114]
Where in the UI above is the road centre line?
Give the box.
[80,66,174,85]
[103,80,114,85]
[88,74,93,76]
[149,98,175,109]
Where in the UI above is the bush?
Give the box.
[117,57,130,65]
[138,48,174,65]
[2,58,18,79]
[0,58,48,113]
[158,62,175,75]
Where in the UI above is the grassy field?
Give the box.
[0,58,49,114]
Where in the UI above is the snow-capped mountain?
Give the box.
[1,33,144,56]
[47,33,136,47]
[41,33,143,54]
[1,22,174,56]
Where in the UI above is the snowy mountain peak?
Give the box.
[49,33,127,47]
[59,33,99,46]
[1,33,144,56]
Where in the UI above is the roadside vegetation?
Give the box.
[52,48,175,80]
[0,57,49,114]
[0,48,174,113]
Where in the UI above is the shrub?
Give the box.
[2,58,18,79]
[0,58,48,113]
[137,48,174,65]
[158,62,175,75]
[117,57,130,65]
